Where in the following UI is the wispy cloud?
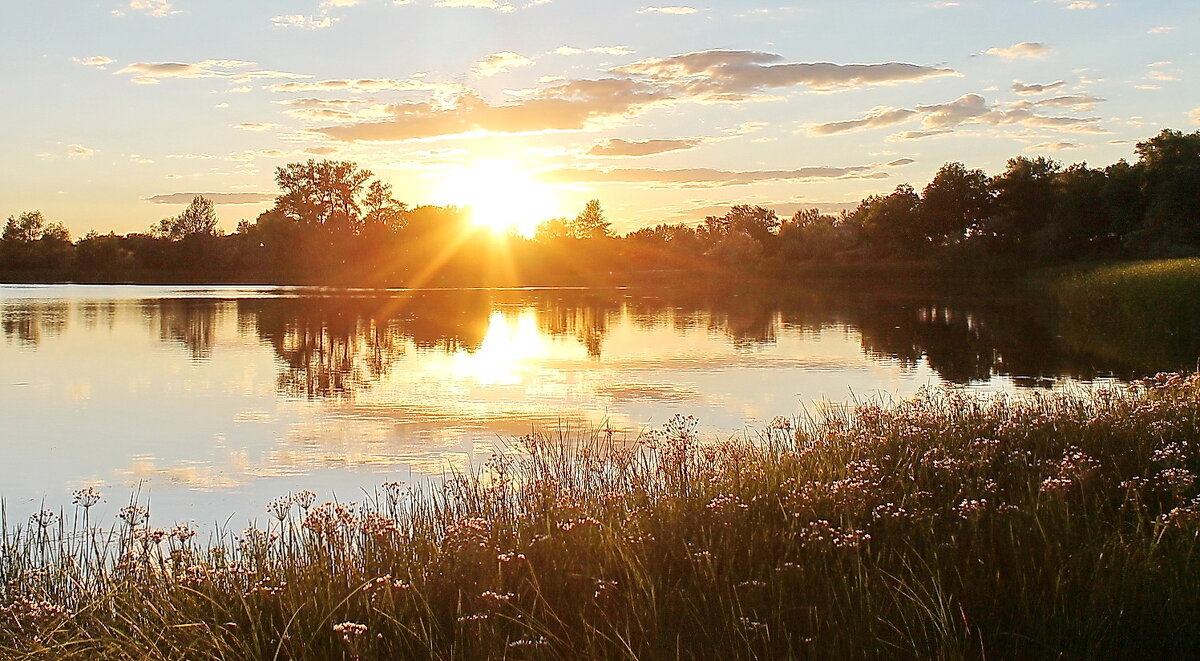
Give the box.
[587,138,702,157]
[637,6,697,14]
[146,192,276,204]
[125,0,176,17]
[474,52,534,77]
[1012,80,1066,95]
[983,42,1050,60]
[115,60,305,85]
[73,55,115,68]
[68,144,97,160]
[272,14,337,29]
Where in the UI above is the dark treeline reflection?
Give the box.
[5,287,1198,395]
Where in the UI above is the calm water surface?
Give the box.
[0,283,1180,526]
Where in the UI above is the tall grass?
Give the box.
[3,375,1200,659]
[1053,258,1200,372]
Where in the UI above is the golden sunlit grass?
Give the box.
[3,375,1199,659]
[433,160,563,238]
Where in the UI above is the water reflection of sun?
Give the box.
[452,311,549,385]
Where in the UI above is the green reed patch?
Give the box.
[3,375,1200,659]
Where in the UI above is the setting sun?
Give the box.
[433,160,562,238]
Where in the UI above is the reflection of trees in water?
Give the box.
[142,285,1194,398]
[145,299,224,360]
[0,301,69,347]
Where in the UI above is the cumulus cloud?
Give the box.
[637,6,697,14]
[116,60,304,85]
[1190,107,1200,125]
[808,107,918,135]
[474,52,533,77]
[319,78,672,142]
[73,55,115,68]
[147,192,276,205]
[587,138,702,157]
[616,50,957,97]
[983,42,1050,59]
[314,50,956,143]
[1012,80,1066,95]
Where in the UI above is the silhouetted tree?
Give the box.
[572,200,611,239]
[152,196,221,240]
[989,156,1061,253]
[921,162,992,245]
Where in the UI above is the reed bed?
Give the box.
[3,374,1199,660]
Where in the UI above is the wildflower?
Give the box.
[170,524,196,543]
[739,617,769,633]
[29,509,58,528]
[72,486,101,508]
[953,498,989,520]
[1156,467,1196,492]
[133,527,167,548]
[266,497,292,521]
[333,621,368,645]
[292,490,316,510]
[117,504,149,527]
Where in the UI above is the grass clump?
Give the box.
[3,375,1200,659]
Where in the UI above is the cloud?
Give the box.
[1147,26,1175,35]
[1190,107,1200,125]
[146,192,276,205]
[1026,141,1081,152]
[808,107,918,135]
[637,6,697,14]
[67,144,97,160]
[322,0,360,6]
[272,14,337,29]
[983,42,1050,59]
[1053,0,1097,8]
[127,0,175,17]
[1014,94,1105,112]
[435,0,516,11]
[319,78,672,142]
[587,138,702,157]
[616,50,957,97]
[812,93,1107,140]
[314,50,955,143]
[542,165,888,188]
[554,45,634,56]
[916,93,1101,131]
[235,123,281,131]
[116,60,304,85]
[269,78,461,94]
[1012,79,1066,95]
[474,52,533,77]
[73,55,115,68]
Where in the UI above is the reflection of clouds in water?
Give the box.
[116,453,249,491]
[596,383,703,403]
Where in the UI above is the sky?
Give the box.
[2,0,1197,236]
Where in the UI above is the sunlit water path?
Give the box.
[0,283,1177,527]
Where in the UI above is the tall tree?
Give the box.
[152,196,220,240]
[921,162,993,244]
[572,199,611,239]
[273,160,375,232]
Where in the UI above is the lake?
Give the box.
[0,283,1191,527]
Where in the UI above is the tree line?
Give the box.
[3,128,1198,285]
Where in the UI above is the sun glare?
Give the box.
[434,160,561,238]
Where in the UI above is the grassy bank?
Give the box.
[4,376,1200,660]
[1051,258,1200,373]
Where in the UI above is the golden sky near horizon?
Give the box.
[1,0,1197,236]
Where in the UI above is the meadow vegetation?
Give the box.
[3,374,1199,659]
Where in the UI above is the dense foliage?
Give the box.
[2,129,1199,285]
[2,374,1199,659]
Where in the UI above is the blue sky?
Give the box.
[2,0,1197,235]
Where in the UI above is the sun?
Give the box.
[433,160,562,238]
